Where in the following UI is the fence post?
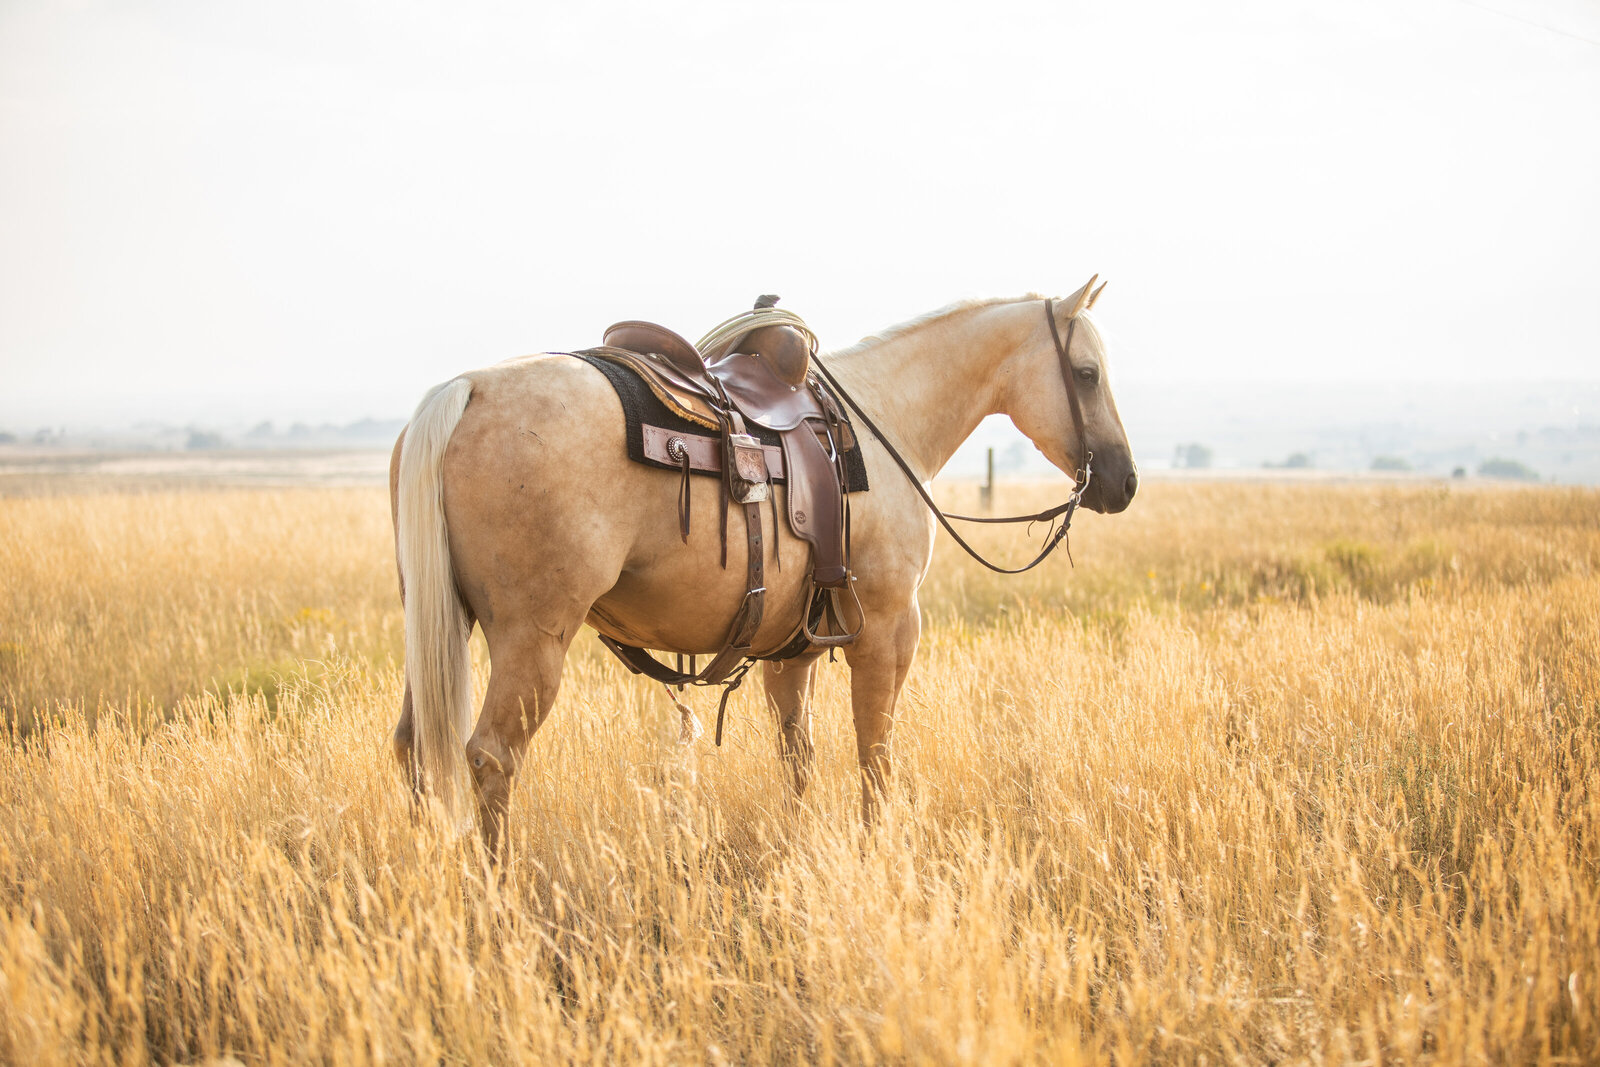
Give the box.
[979,446,994,511]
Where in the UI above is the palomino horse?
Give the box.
[390,280,1137,850]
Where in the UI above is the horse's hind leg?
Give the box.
[392,604,477,807]
[762,653,823,801]
[466,620,578,856]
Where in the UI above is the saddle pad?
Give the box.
[571,352,869,492]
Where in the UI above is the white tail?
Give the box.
[397,377,475,818]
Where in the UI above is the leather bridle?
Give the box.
[809,297,1094,575]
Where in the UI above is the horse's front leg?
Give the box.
[762,652,825,802]
[844,600,921,828]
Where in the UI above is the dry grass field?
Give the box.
[1,478,1597,1064]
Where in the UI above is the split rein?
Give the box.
[652,298,1091,746]
[809,298,1093,575]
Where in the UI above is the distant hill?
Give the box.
[0,418,407,454]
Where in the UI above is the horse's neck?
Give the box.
[824,302,1032,481]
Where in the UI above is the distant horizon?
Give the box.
[8,376,1598,486]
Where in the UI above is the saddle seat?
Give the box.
[601,320,837,434]
[591,310,856,588]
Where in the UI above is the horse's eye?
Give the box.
[1076,367,1099,385]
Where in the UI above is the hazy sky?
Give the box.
[2,0,1596,427]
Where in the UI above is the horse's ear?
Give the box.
[1067,274,1099,319]
[1087,279,1108,309]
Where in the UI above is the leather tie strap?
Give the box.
[673,439,692,542]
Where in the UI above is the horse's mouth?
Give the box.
[1083,466,1137,515]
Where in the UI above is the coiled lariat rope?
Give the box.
[696,306,819,363]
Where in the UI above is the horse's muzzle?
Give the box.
[1086,464,1138,514]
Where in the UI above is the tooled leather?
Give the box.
[640,425,786,479]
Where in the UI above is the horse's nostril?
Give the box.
[1125,471,1139,500]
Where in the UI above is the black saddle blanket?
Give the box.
[572,351,869,493]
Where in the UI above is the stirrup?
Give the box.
[801,578,863,648]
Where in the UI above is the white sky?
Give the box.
[2,0,1597,426]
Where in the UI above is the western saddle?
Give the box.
[581,298,861,733]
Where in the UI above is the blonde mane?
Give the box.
[826,294,1047,359]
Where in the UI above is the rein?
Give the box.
[808,298,1093,575]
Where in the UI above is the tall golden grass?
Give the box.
[1,480,1596,1063]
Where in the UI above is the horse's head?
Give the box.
[1006,278,1138,514]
